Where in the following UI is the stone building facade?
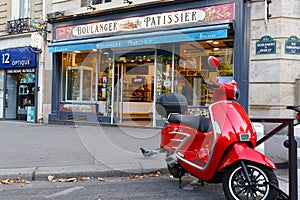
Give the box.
[249,0,300,162]
[249,0,300,119]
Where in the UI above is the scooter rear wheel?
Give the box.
[223,163,278,200]
[167,163,185,178]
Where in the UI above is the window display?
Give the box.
[59,36,233,124]
[62,51,97,102]
[65,66,93,101]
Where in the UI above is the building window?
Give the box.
[81,0,111,7]
[20,0,31,18]
[11,0,31,19]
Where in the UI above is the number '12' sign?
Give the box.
[2,53,10,64]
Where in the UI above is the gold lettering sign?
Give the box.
[55,3,235,40]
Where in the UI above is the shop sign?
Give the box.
[31,32,42,49]
[59,103,96,113]
[256,35,276,55]
[96,29,228,49]
[0,47,37,69]
[285,35,300,54]
[55,3,235,40]
[7,68,35,74]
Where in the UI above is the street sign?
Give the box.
[256,35,276,55]
[285,35,300,55]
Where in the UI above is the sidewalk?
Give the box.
[0,120,290,194]
[0,120,165,181]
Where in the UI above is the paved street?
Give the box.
[0,175,226,200]
[0,120,292,198]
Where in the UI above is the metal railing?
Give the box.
[251,118,298,200]
[7,18,32,35]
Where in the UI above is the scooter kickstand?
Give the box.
[178,169,185,188]
[179,176,183,188]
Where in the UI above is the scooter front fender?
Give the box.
[218,143,276,172]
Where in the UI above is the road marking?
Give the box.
[45,186,84,199]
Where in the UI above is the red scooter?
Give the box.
[155,56,281,199]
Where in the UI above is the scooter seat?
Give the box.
[168,114,210,133]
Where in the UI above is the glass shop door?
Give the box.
[113,48,155,126]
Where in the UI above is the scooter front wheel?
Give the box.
[223,163,278,200]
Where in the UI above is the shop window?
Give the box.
[115,50,155,103]
[157,49,173,95]
[17,72,35,119]
[172,39,234,106]
[4,69,36,120]
[62,51,97,102]
[66,66,93,101]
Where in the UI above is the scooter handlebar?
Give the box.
[203,80,220,89]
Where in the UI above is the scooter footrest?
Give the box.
[166,154,177,164]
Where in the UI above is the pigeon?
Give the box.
[140,147,158,158]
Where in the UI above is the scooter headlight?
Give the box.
[223,81,240,100]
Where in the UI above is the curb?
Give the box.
[48,120,162,130]
[0,164,288,181]
[0,165,168,181]
[0,167,35,181]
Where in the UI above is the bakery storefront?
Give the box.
[48,2,250,126]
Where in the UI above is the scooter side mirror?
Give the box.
[208,56,220,68]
